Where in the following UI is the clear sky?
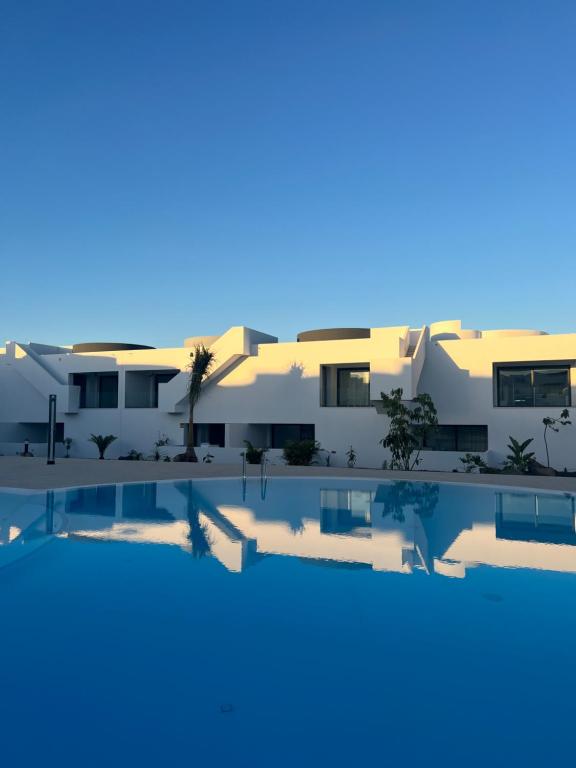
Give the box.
[1,0,575,347]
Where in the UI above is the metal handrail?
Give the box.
[260,455,267,482]
[260,455,268,499]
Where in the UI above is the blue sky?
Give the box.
[1,0,575,346]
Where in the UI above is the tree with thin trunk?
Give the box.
[186,494,213,559]
[542,409,571,468]
[379,388,438,470]
[182,344,215,462]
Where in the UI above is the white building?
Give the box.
[0,319,574,470]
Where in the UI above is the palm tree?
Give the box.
[186,496,213,559]
[184,344,215,462]
[89,433,117,459]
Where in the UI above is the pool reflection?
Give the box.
[4,479,575,578]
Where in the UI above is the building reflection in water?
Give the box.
[496,491,576,545]
[3,480,576,579]
[320,489,373,537]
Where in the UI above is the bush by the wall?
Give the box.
[283,440,320,466]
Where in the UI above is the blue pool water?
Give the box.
[1,477,576,767]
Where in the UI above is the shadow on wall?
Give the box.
[418,343,575,469]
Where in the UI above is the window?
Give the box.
[270,424,315,449]
[423,425,488,452]
[496,492,576,545]
[320,489,374,537]
[65,485,117,516]
[17,422,64,443]
[182,423,226,447]
[72,372,118,408]
[321,364,370,407]
[122,484,174,520]
[98,374,118,408]
[496,365,571,407]
[125,370,179,408]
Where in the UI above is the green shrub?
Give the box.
[379,388,438,470]
[459,453,488,473]
[244,440,266,465]
[283,440,320,466]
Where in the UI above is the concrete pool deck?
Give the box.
[0,456,575,492]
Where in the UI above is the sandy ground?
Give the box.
[0,456,575,492]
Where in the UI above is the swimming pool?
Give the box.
[1,477,575,766]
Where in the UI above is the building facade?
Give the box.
[0,320,574,470]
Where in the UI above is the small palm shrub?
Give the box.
[89,434,117,460]
[244,440,265,465]
[283,439,320,466]
[503,437,535,474]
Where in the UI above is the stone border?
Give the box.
[0,456,575,493]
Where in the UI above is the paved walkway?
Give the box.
[0,456,575,492]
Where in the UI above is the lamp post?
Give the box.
[45,489,54,534]
[47,394,56,465]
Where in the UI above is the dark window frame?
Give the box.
[336,367,370,407]
[320,363,371,408]
[423,425,488,452]
[270,424,315,449]
[181,423,225,448]
[494,362,572,408]
[72,372,119,409]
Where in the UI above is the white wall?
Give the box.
[1,322,574,471]
[419,331,576,470]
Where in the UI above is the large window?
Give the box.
[423,425,488,452]
[320,489,374,537]
[270,424,315,448]
[72,372,118,408]
[65,485,117,516]
[182,423,225,447]
[321,364,370,407]
[496,365,571,407]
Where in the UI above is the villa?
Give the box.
[0,319,574,470]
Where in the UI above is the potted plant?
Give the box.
[346,445,357,468]
[153,434,170,461]
[63,437,72,458]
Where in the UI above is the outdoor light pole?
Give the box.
[47,394,57,465]
[45,490,54,534]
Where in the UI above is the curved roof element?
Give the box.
[297,328,371,342]
[72,342,155,353]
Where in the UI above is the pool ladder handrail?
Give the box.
[241,452,268,499]
[260,454,268,499]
